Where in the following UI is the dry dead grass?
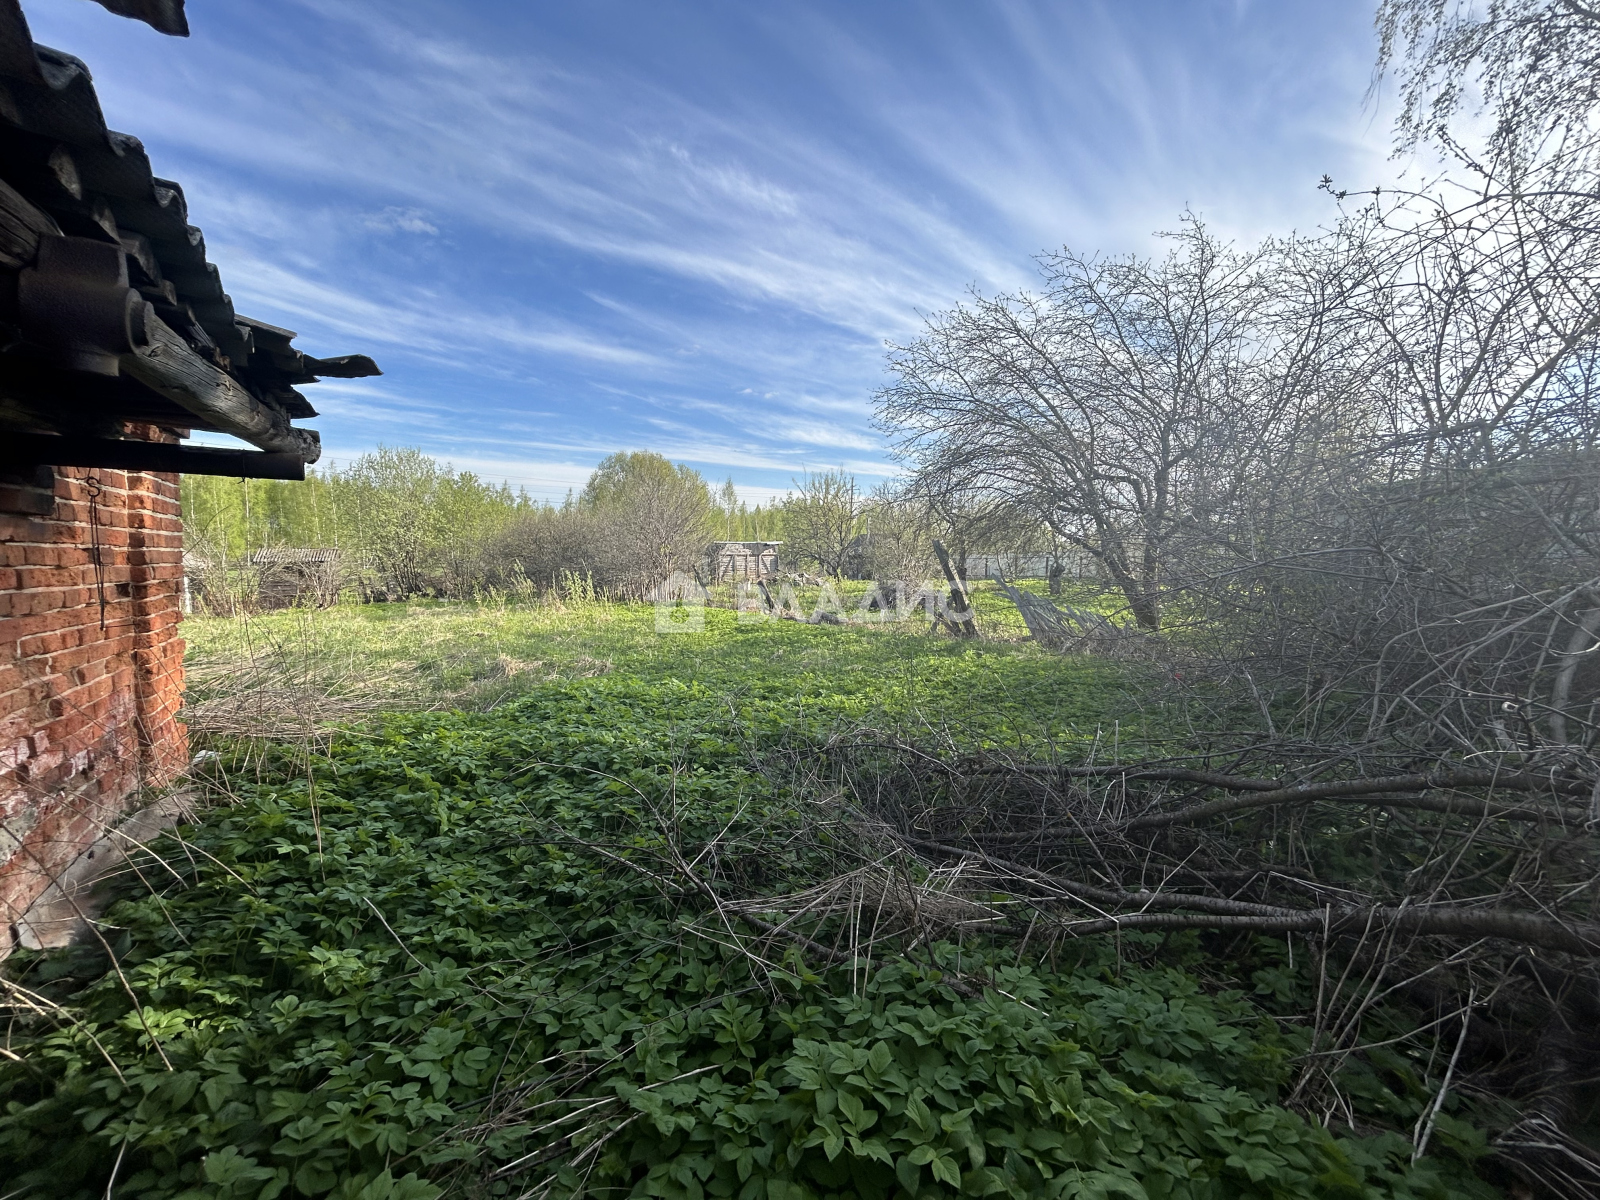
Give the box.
[180,604,621,738]
[181,655,423,738]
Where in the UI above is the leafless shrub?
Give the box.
[859,485,937,589]
[489,452,712,600]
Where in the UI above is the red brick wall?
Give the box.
[0,425,187,953]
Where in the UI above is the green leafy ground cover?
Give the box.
[177,585,1138,747]
[1,601,1496,1198]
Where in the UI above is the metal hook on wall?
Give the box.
[85,475,108,633]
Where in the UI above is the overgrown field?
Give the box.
[175,583,1138,746]
[0,600,1504,1199]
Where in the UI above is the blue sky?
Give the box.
[28,0,1399,502]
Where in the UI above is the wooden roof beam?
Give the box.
[87,1,187,37]
[119,312,320,462]
[1,432,304,479]
[0,172,61,267]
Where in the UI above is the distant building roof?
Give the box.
[249,548,341,565]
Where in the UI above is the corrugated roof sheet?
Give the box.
[249,548,341,565]
[88,1,187,37]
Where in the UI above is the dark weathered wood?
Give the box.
[90,0,188,36]
[47,192,120,243]
[139,279,178,305]
[263,386,317,419]
[0,173,62,268]
[932,539,978,636]
[113,184,191,245]
[165,259,222,304]
[305,353,382,378]
[80,130,161,201]
[0,31,371,469]
[0,359,211,434]
[0,0,42,82]
[236,313,296,342]
[0,432,304,479]
[45,145,81,199]
[85,195,119,241]
[9,47,113,149]
[119,313,320,462]
[118,230,162,284]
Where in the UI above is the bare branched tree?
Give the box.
[493,452,712,599]
[858,484,935,590]
[860,15,1600,1173]
[1176,0,1600,754]
[877,219,1331,629]
[1376,0,1600,177]
[581,452,713,596]
[919,488,1039,583]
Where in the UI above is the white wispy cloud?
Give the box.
[363,206,439,235]
[26,0,1402,498]
[216,251,666,369]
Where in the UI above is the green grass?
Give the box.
[180,582,1144,752]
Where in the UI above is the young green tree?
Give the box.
[334,448,452,597]
[780,469,861,576]
[582,451,714,594]
[713,478,742,541]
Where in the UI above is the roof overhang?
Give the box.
[1,431,306,479]
[0,0,379,469]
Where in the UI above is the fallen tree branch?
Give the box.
[1119,767,1592,830]
[969,766,1592,842]
[907,838,1600,955]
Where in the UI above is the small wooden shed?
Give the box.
[707,541,781,582]
[249,548,343,609]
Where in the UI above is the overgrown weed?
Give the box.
[1,678,1497,1199]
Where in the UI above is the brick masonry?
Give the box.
[0,424,187,954]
